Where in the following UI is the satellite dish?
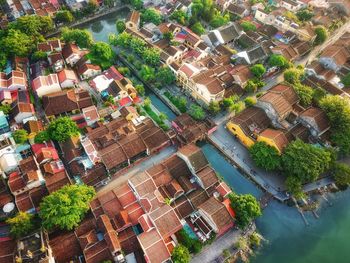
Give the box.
[3,202,15,213]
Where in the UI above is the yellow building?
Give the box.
[226,107,270,148]
[257,128,289,154]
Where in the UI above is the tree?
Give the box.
[170,10,189,25]
[191,22,205,36]
[61,27,94,48]
[293,83,313,107]
[140,65,156,82]
[142,47,160,66]
[284,68,302,84]
[1,29,34,57]
[244,80,259,93]
[268,54,290,69]
[10,15,53,36]
[32,50,47,62]
[163,31,174,41]
[110,31,132,47]
[116,20,126,33]
[341,72,350,87]
[332,163,350,187]
[13,129,28,144]
[210,13,229,28]
[240,21,256,32]
[208,101,221,114]
[34,130,51,144]
[6,212,35,238]
[141,8,163,25]
[229,101,245,113]
[39,184,96,231]
[104,0,115,7]
[250,64,266,79]
[319,95,350,132]
[282,139,332,183]
[84,0,97,14]
[156,67,176,86]
[88,42,115,69]
[296,9,313,22]
[172,245,191,263]
[130,36,147,56]
[188,104,205,120]
[314,26,328,45]
[135,83,145,96]
[0,104,11,115]
[159,112,168,121]
[285,176,304,199]
[0,51,7,72]
[47,117,80,142]
[55,10,74,24]
[244,96,257,107]
[229,193,262,229]
[130,0,143,10]
[249,142,281,171]
[222,95,239,109]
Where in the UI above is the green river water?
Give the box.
[81,11,350,263]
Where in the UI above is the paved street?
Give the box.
[191,228,241,263]
[96,146,176,196]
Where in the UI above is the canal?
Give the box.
[82,13,350,263]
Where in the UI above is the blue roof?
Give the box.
[0,112,9,129]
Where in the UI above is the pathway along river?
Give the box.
[81,10,350,263]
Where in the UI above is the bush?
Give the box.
[6,212,35,238]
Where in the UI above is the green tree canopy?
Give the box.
[156,66,176,86]
[250,64,266,79]
[268,54,290,69]
[240,21,256,32]
[172,244,191,263]
[10,15,53,36]
[314,26,328,45]
[141,8,163,25]
[188,104,205,120]
[284,68,303,84]
[142,47,160,66]
[293,83,313,107]
[282,139,332,183]
[244,96,257,107]
[32,50,47,62]
[229,193,262,229]
[55,10,74,24]
[61,27,94,48]
[296,9,314,22]
[341,72,350,87]
[39,184,96,230]
[170,10,189,25]
[332,163,350,187]
[249,141,281,171]
[140,65,156,82]
[208,101,221,114]
[210,13,229,28]
[47,117,80,142]
[13,129,28,144]
[319,95,350,132]
[1,29,34,57]
[34,130,51,144]
[88,42,115,69]
[130,0,143,9]
[116,20,126,33]
[191,22,206,36]
[6,212,35,238]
